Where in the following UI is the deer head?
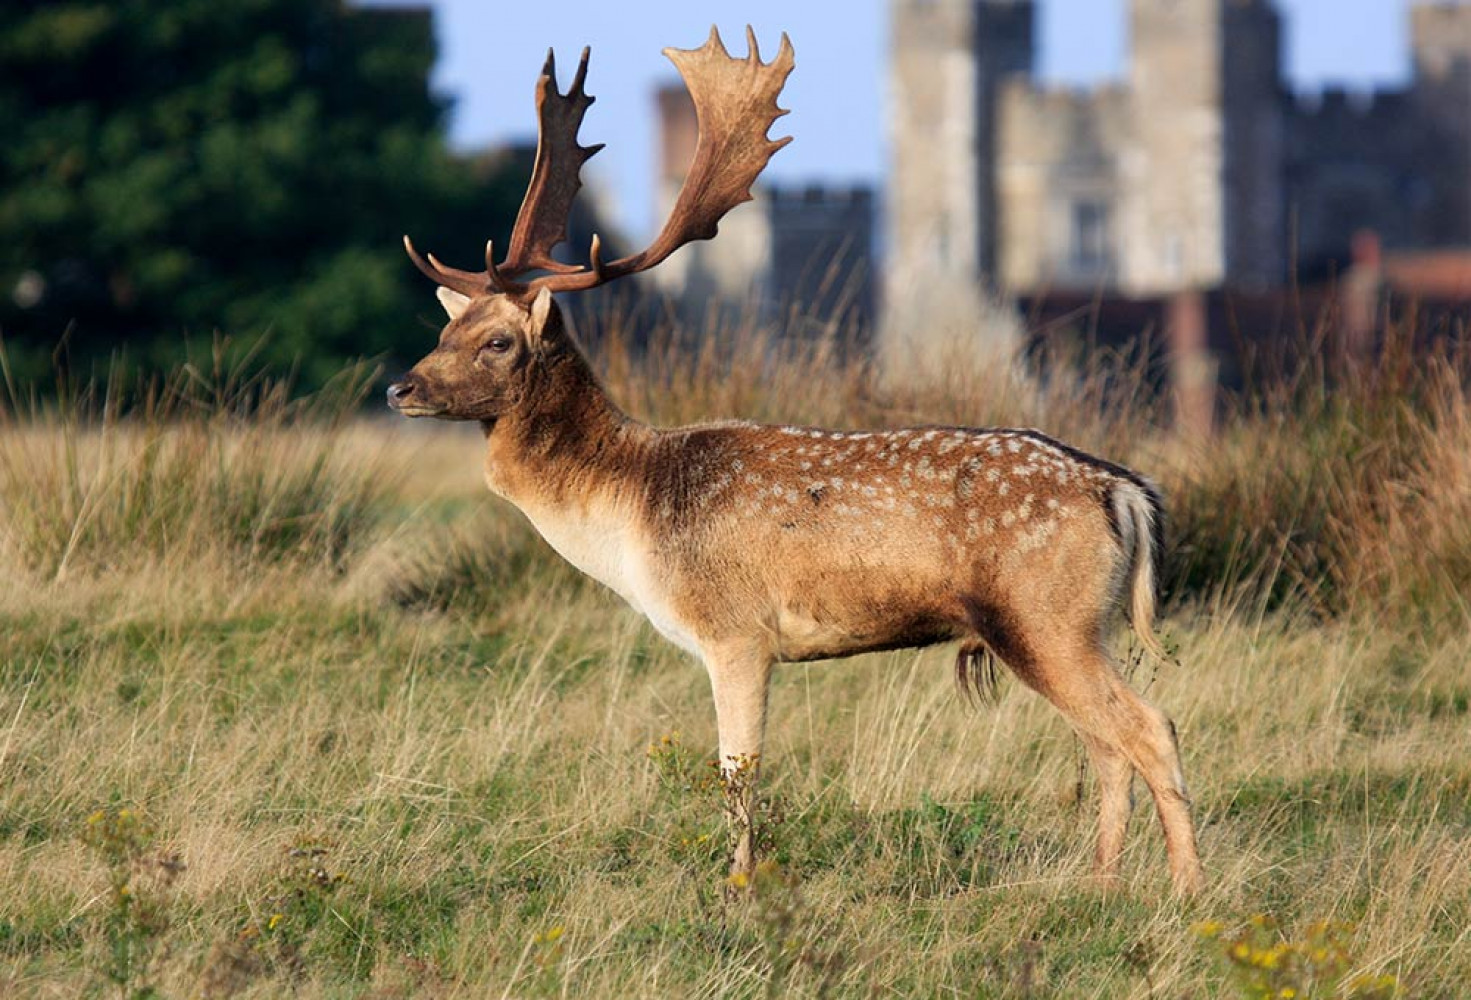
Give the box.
[388,28,795,421]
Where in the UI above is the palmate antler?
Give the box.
[404,26,795,300]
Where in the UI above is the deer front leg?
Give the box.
[703,644,774,880]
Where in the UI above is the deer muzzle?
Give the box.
[386,375,445,418]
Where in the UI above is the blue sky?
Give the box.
[374,0,1431,240]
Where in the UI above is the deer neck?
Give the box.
[480,345,648,512]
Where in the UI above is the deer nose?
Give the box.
[386,380,416,408]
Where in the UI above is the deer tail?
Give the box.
[1112,479,1170,662]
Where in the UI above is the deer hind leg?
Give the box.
[1081,734,1134,886]
[1018,637,1204,894]
[702,644,774,880]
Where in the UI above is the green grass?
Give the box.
[0,331,1468,997]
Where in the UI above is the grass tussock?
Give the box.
[0,312,1469,997]
[0,347,389,582]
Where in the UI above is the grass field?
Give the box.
[1,327,1468,998]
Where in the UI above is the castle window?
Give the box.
[1069,200,1111,274]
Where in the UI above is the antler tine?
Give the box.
[427,249,499,292]
[705,24,730,58]
[587,232,605,277]
[403,235,491,299]
[484,240,513,294]
[530,26,795,297]
[569,45,592,98]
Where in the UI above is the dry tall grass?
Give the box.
[0,318,1467,998]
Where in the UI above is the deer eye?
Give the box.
[478,336,514,362]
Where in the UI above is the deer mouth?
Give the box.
[392,404,447,418]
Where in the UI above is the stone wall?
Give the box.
[1287,91,1442,276]
[767,186,875,329]
[996,84,1130,291]
[1409,3,1471,250]
[1222,0,1286,288]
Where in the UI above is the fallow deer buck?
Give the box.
[388,27,1205,894]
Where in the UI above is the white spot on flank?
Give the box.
[1015,518,1059,553]
[1008,439,1022,453]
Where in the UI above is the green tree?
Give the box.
[0,0,523,388]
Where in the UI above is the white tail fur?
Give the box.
[1114,481,1170,662]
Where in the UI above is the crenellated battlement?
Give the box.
[1292,87,1412,119]
[768,184,874,213]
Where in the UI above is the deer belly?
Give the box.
[772,593,960,662]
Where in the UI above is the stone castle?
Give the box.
[885,0,1471,365]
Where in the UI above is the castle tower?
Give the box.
[884,0,1033,373]
[1410,2,1471,246]
[1221,0,1285,287]
[1124,0,1228,294]
[1124,0,1285,294]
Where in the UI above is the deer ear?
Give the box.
[436,287,471,320]
[529,286,555,336]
